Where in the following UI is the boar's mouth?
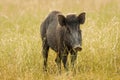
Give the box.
[73,45,82,51]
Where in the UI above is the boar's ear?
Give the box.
[77,12,86,24]
[58,15,66,26]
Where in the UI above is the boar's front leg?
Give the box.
[61,51,68,71]
[70,50,77,71]
[55,52,62,74]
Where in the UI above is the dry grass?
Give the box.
[0,0,120,80]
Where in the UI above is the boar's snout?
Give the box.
[73,45,82,51]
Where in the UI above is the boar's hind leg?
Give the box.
[42,38,49,71]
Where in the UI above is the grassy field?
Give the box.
[0,0,120,80]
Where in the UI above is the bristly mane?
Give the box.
[66,14,78,24]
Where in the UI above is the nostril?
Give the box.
[75,47,82,51]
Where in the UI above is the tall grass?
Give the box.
[0,0,120,80]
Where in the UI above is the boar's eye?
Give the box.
[66,26,71,33]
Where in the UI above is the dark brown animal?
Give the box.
[40,11,86,73]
